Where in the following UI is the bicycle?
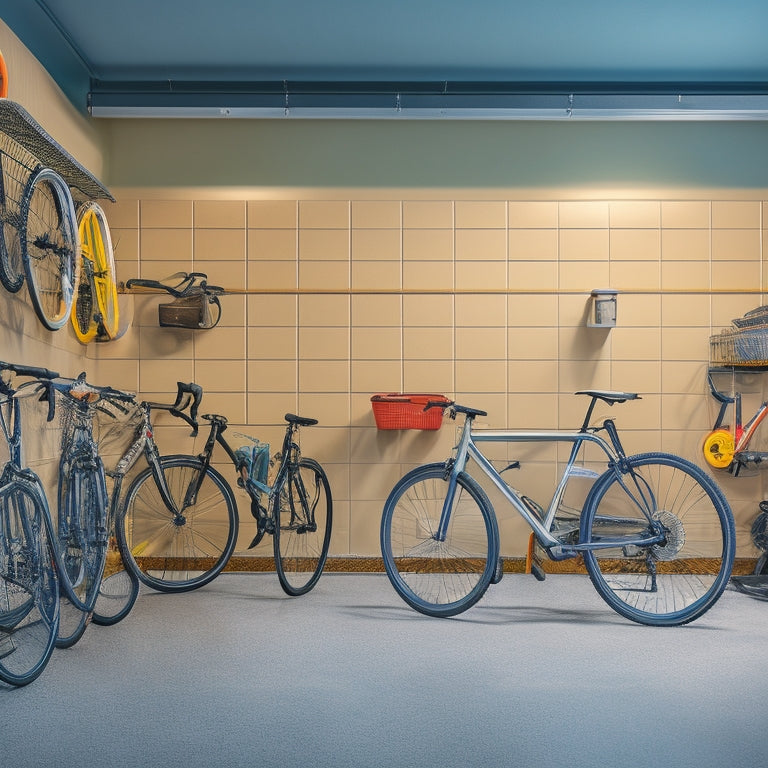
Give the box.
[0,134,79,330]
[71,200,119,343]
[380,391,736,626]
[44,372,139,647]
[115,382,332,596]
[0,361,61,686]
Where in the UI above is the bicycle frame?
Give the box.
[192,411,297,510]
[442,403,666,559]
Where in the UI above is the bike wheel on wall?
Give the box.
[0,160,25,294]
[72,201,119,343]
[20,166,80,330]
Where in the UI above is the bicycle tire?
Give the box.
[92,568,140,626]
[55,596,89,649]
[380,463,499,618]
[72,201,119,342]
[117,455,238,592]
[580,452,735,626]
[92,539,140,625]
[273,457,332,596]
[20,166,79,331]
[0,483,60,686]
[55,464,110,615]
[0,172,25,293]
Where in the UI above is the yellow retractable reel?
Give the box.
[703,428,735,469]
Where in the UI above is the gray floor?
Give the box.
[2,572,768,768]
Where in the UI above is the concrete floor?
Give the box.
[2,572,767,768]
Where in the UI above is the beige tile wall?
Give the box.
[93,194,768,559]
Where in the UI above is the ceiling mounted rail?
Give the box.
[87,80,768,120]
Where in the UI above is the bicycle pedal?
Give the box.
[490,557,504,584]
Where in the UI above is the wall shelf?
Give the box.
[0,98,113,201]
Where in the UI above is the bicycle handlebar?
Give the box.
[422,400,489,420]
[172,382,203,434]
[126,272,225,298]
[0,360,60,381]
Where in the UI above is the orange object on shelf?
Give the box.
[0,48,8,98]
[370,393,451,430]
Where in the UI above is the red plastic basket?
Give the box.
[370,393,451,430]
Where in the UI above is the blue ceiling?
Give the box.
[3,0,768,115]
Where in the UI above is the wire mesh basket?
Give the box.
[732,306,768,329]
[710,325,768,366]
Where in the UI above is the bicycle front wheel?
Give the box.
[0,483,60,686]
[117,456,238,592]
[380,463,499,618]
[580,452,735,626]
[55,464,110,614]
[273,457,332,596]
[20,166,79,330]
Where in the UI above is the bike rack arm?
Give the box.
[707,369,736,430]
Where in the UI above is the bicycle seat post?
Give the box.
[580,396,599,432]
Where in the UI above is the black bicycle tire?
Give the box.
[54,597,89,649]
[55,463,109,614]
[72,258,95,340]
[0,182,25,293]
[380,462,499,618]
[20,166,79,331]
[91,567,140,626]
[116,455,239,592]
[273,457,332,596]
[580,452,735,626]
[0,483,60,686]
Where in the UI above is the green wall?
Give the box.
[105,118,768,190]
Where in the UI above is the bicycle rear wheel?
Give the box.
[20,166,79,330]
[92,539,140,626]
[580,452,735,626]
[53,465,109,647]
[380,463,499,618]
[0,483,60,686]
[273,457,332,596]
[117,455,238,592]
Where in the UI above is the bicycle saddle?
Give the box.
[576,390,640,404]
[285,413,318,427]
